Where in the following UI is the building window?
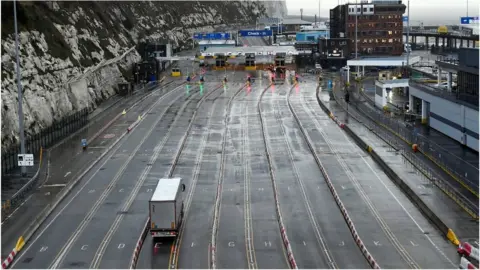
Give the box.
[369,7,373,12]
[382,39,387,43]
[388,39,393,43]
[388,31,393,35]
[363,7,367,12]
[363,39,368,43]
[369,39,373,43]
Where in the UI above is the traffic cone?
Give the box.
[122,109,126,115]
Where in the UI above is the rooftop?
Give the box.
[201,45,298,56]
[281,18,312,25]
[151,178,182,202]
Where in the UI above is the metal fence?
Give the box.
[331,83,479,219]
[354,86,479,195]
[1,108,89,177]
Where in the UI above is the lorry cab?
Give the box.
[149,178,186,239]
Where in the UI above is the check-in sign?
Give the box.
[238,30,273,37]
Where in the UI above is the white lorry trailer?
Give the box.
[149,178,186,238]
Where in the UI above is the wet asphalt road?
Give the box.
[11,69,460,270]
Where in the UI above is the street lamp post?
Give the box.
[406,0,410,72]
[355,0,358,74]
[13,0,27,176]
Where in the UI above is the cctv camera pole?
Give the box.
[14,0,27,176]
[406,0,410,75]
[355,0,358,74]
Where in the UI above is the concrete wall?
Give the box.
[410,86,479,151]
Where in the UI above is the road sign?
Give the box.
[238,30,273,37]
[18,154,34,166]
[402,16,409,22]
[193,32,230,40]
[461,16,479,24]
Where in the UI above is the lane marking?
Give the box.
[64,172,71,178]
[42,184,67,188]
[305,91,457,268]
[10,83,186,269]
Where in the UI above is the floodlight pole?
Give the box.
[14,0,27,176]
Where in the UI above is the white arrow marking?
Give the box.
[64,172,71,178]
[118,243,125,249]
[228,241,235,247]
[191,242,195,247]
[40,246,48,252]
[81,245,88,250]
[339,241,344,246]
[265,241,271,247]
[410,241,418,246]
[373,241,381,246]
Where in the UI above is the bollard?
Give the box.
[412,143,418,152]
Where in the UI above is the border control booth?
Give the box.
[245,53,256,70]
[215,54,227,69]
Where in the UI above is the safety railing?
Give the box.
[1,108,89,177]
[357,88,479,196]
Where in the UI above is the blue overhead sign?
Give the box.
[193,32,230,40]
[402,16,408,22]
[238,30,272,37]
[460,16,479,24]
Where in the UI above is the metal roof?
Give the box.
[347,55,420,66]
[282,18,312,25]
[151,178,182,202]
[198,40,235,45]
[201,46,299,56]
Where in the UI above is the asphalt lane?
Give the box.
[290,81,457,269]
[216,94,249,269]
[56,84,211,269]
[321,89,476,255]
[216,81,287,269]
[1,81,178,258]
[10,82,198,269]
[266,83,370,269]
[241,82,288,269]
[259,83,344,268]
[321,77,479,244]
[99,83,226,269]
[174,84,235,269]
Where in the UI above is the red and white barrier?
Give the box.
[301,111,380,269]
[458,242,480,262]
[460,257,478,269]
[2,249,17,269]
[129,217,150,269]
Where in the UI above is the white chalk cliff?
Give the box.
[1,1,271,150]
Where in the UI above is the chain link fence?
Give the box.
[330,81,479,219]
[1,108,89,177]
[355,87,479,195]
